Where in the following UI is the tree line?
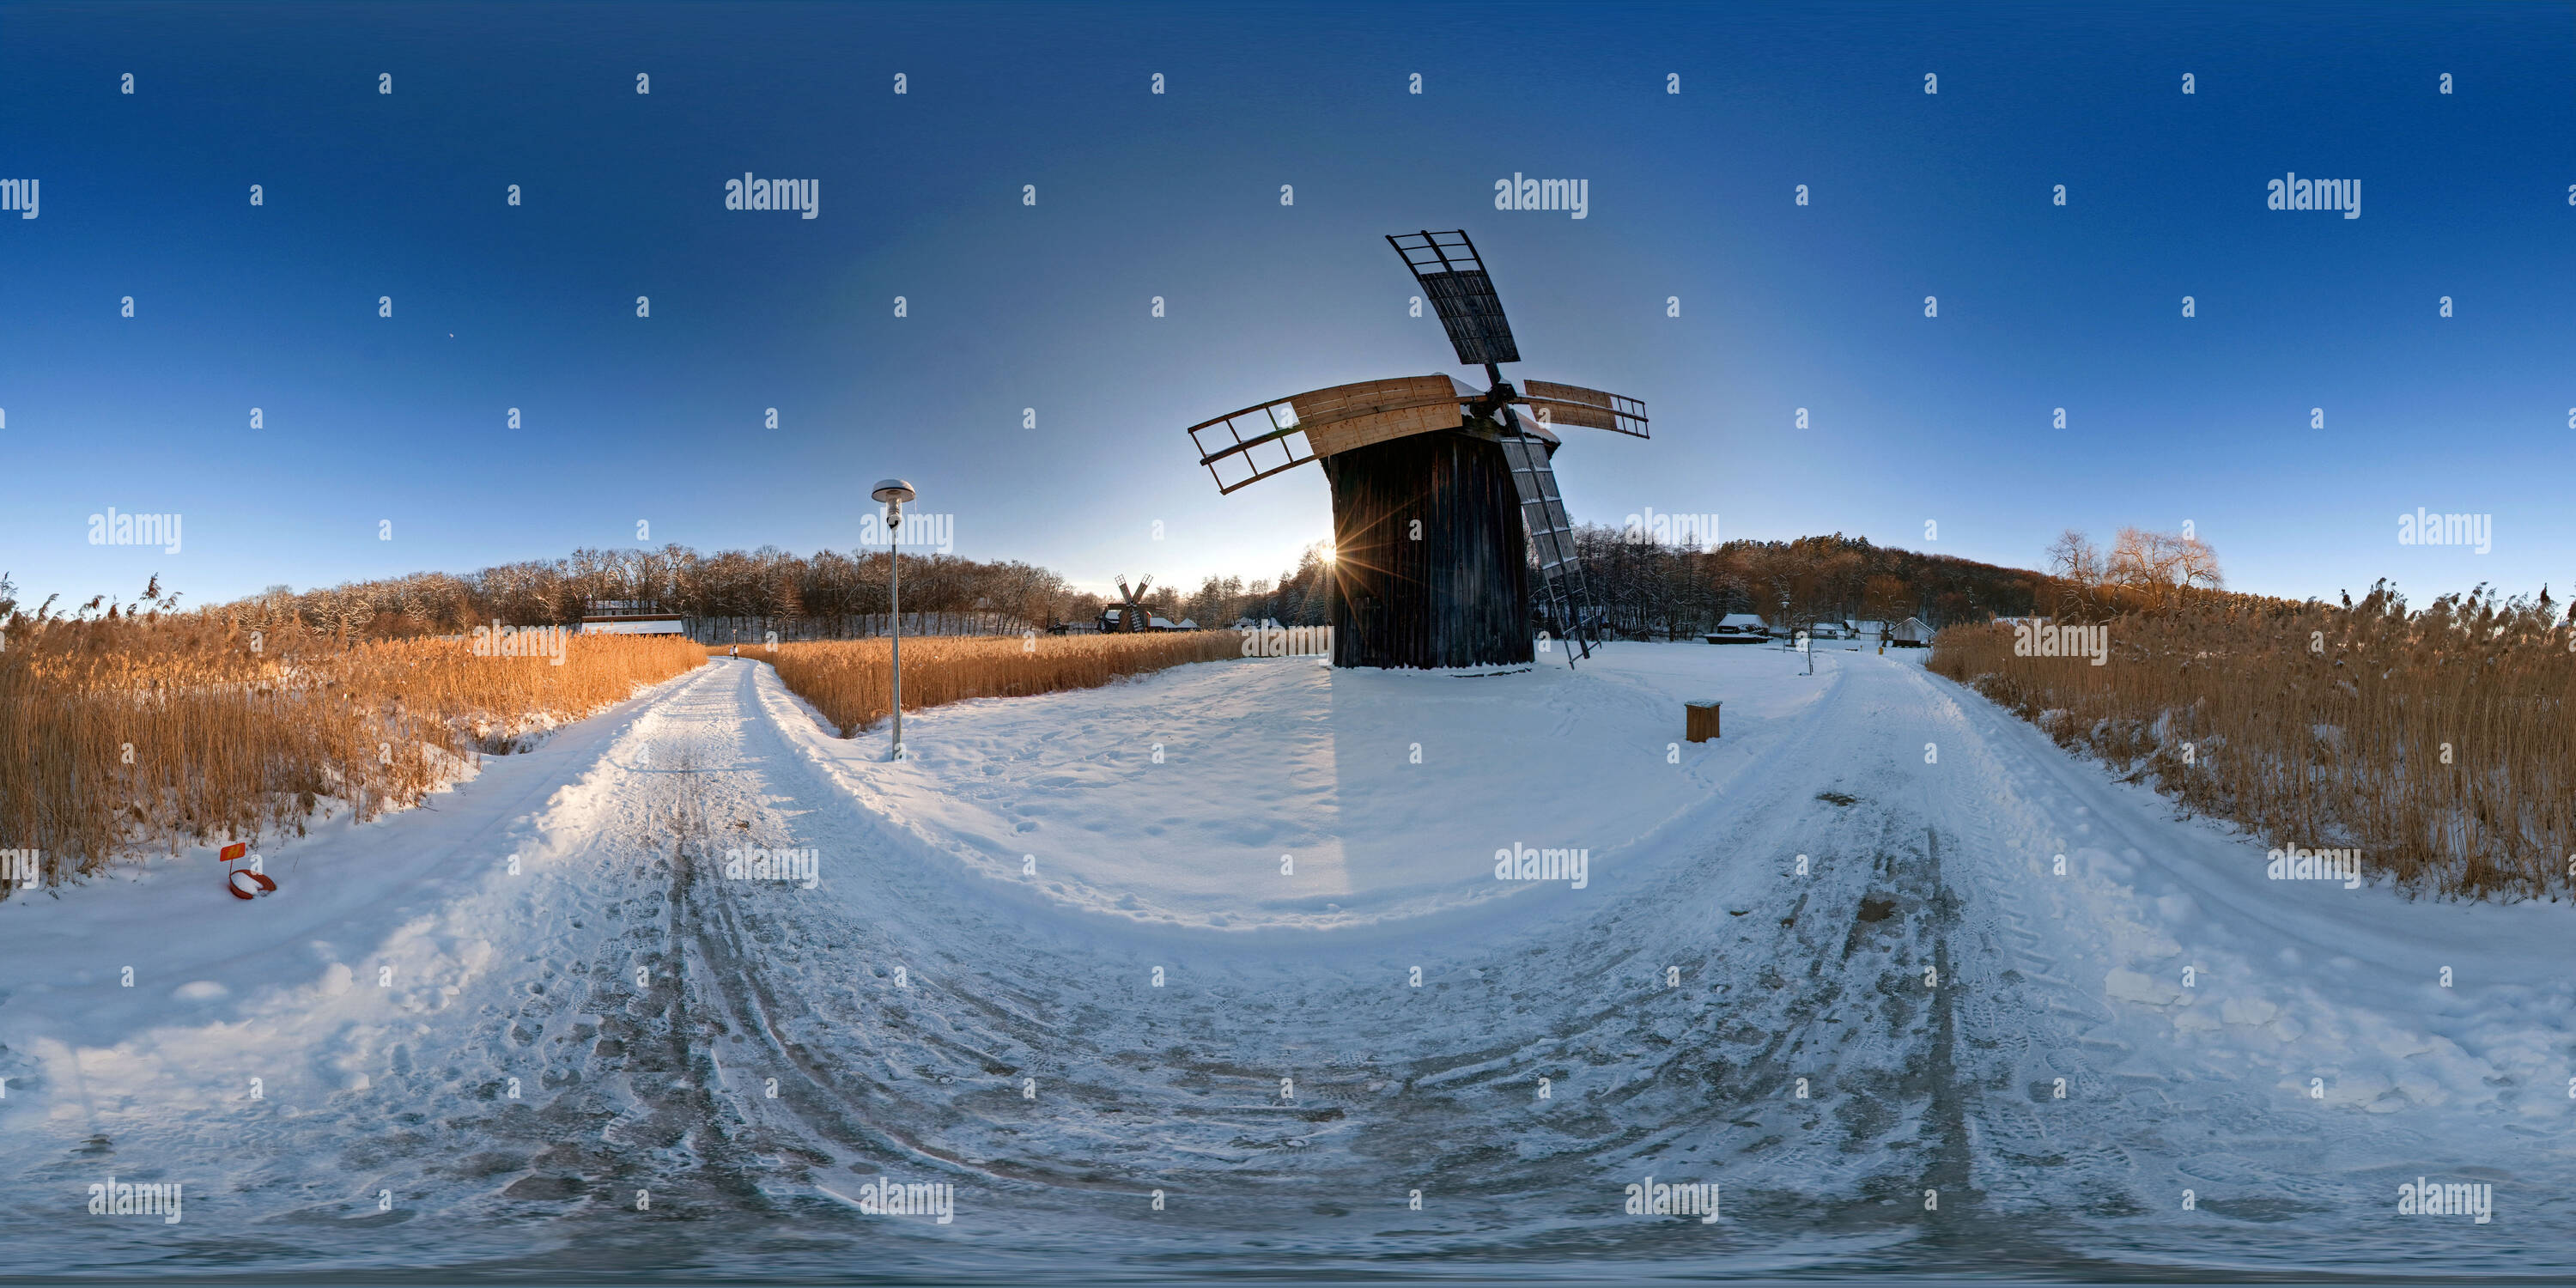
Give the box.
[207,546,1086,638]
[1157,528,2081,639]
[9,523,2208,644]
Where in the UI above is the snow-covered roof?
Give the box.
[1102,607,1186,629]
[1716,613,1767,629]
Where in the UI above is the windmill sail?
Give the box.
[1186,398,1314,494]
[1515,380,1649,439]
[1496,433,1597,665]
[1388,230,1520,367]
[1188,375,1481,493]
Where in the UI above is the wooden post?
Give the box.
[1686,700,1721,743]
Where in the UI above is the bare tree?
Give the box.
[2045,528,2105,585]
[2108,526,2224,611]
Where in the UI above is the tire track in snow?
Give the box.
[17,647,2562,1279]
[654,653,2135,1271]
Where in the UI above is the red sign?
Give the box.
[220,842,247,863]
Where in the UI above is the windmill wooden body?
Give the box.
[1186,230,1648,669]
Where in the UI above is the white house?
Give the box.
[580,600,688,635]
[1704,612,1770,644]
[1100,606,1185,632]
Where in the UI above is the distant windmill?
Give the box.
[1186,230,1648,669]
[1114,574,1154,633]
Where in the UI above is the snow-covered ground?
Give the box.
[812,640,1828,933]
[1,642,2567,1280]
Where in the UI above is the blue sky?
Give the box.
[3,1,2570,609]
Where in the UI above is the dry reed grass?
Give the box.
[1929,586,2576,899]
[0,617,703,892]
[767,631,1247,737]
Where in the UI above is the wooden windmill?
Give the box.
[1185,230,1648,669]
[1114,575,1154,633]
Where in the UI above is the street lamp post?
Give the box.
[872,479,916,762]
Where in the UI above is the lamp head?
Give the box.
[871,478,916,506]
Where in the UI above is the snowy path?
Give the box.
[2,647,2567,1279]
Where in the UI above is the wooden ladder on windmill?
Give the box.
[1498,431,1596,663]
